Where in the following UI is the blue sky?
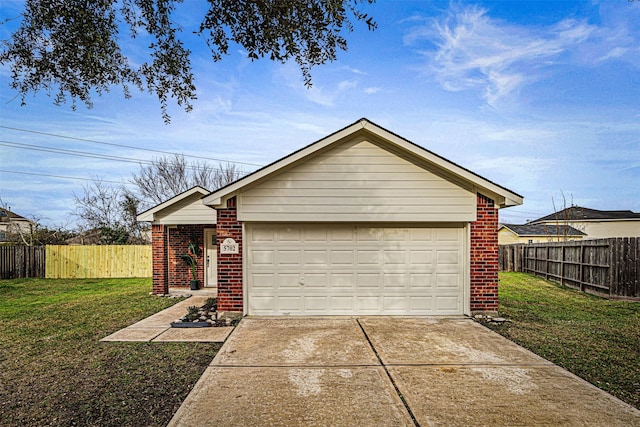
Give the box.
[1,0,639,228]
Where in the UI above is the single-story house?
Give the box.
[138,119,523,316]
[498,223,586,245]
[527,206,640,239]
[0,208,34,242]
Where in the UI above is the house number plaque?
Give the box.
[220,238,239,254]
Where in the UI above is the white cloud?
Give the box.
[364,87,381,94]
[407,4,595,106]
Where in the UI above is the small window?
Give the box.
[528,239,533,244]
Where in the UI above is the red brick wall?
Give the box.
[167,224,207,287]
[470,193,499,313]
[216,197,243,311]
[152,224,168,294]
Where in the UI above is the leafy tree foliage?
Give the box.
[1,0,376,122]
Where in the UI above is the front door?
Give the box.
[204,229,217,293]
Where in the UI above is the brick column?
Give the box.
[216,197,243,311]
[470,193,499,313]
[152,224,168,295]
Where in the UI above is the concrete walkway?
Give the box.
[101,296,235,343]
[168,317,640,426]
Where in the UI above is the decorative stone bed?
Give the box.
[170,298,241,328]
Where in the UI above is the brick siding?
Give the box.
[470,193,499,313]
[152,224,168,294]
[167,224,209,288]
[216,197,243,311]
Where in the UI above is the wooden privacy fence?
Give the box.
[0,246,46,279]
[499,238,639,299]
[45,245,151,279]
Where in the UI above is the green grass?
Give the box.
[486,272,640,409]
[0,278,220,427]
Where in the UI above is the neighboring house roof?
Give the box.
[136,186,212,223]
[530,206,640,223]
[500,223,586,237]
[202,118,523,209]
[0,208,31,222]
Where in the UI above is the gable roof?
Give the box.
[530,206,640,223]
[500,223,586,237]
[202,118,523,209]
[136,186,210,222]
[0,208,31,223]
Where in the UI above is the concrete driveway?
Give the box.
[168,317,640,426]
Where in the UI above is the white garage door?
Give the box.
[247,224,466,315]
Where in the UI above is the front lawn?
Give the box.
[487,272,640,409]
[0,278,220,427]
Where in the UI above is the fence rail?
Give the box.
[0,246,46,279]
[499,238,639,299]
[1,245,151,279]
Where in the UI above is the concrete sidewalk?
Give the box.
[101,296,235,343]
[168,317,640,426]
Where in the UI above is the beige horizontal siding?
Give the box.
[239,139,476,222]
[155,193,216,224]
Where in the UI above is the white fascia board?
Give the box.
[136,186,210,222]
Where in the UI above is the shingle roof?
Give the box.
[501,223,586,236]
[0,208,28,221]
[530,206,640,223]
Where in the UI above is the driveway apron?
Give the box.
[168,317,640,427]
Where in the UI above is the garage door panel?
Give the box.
[277,250,300,266]
[247,224,465,315]
[276,273,300,288]
[357,250,381,265]
[304,273,329,288]
[278,228,301,242]
[409,273,433,288]
[409,296,433,312]
[304,296,328,312]
[331,228,354,242]
[303,250,328,265]
[357,296,382,312]
[304,228,327,242]
[356,273,381,288]
[383,273,405,288]
[279,296,303,312]
[331,273,356,288]
[411,250,433,264]
[435,296,461,312]
[437,250,460,265]
[251,273,275,288]
[437,228,462,242]
[330,296,355,311]
[384,250,406,265]
[252,250,274,265]
[410,228,434,242]
[435,273,461,289]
